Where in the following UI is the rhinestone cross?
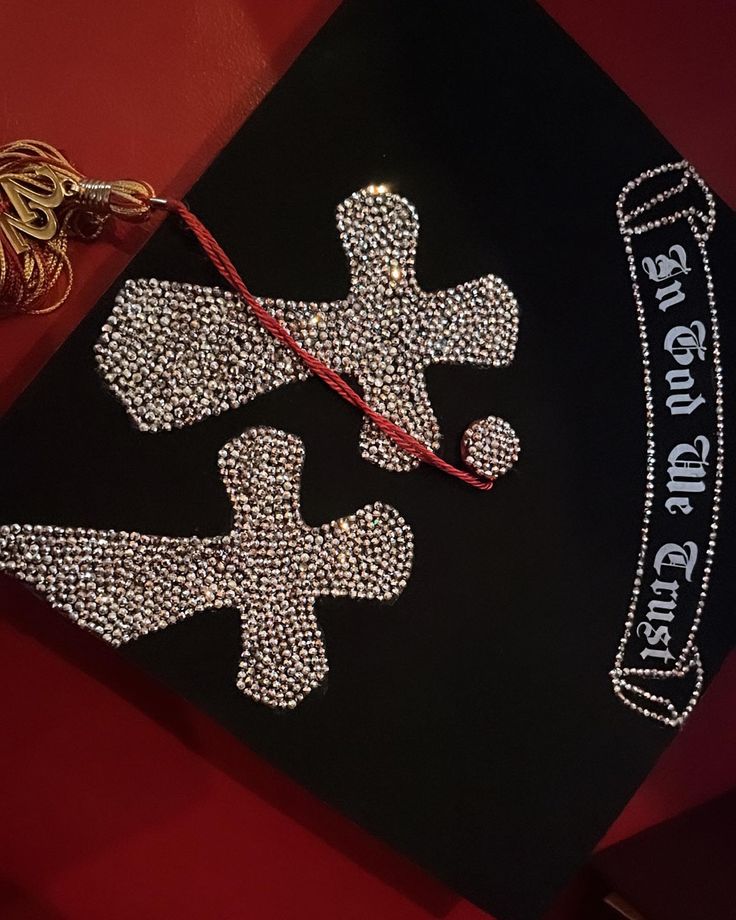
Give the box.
[0,428,413,708]
[96,186,519,471]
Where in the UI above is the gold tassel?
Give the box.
[0,140,155,317]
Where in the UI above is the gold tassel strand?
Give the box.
[0,140,155,317]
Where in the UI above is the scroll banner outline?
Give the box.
[611,161,724,727]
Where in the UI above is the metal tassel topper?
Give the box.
[0,428,414,709]
[0,140,154,316]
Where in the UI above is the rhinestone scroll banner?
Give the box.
[611,162,724,727]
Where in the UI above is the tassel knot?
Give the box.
[0,140,155,316]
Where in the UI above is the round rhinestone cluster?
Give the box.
[462,415,520,480]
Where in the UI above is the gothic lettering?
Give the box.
[654,279,685,313]
[665,436,710,514]
[665,369,706,415]
[663,321,706,366]
[653,541,698,582]
[641,245,690,283]
[637,622,674,663]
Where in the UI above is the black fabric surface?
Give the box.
[2,2,735,918]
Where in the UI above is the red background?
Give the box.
[2,3,735,918]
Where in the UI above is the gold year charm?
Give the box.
[0,166,66,254]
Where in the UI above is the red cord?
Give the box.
[165,198,494,491]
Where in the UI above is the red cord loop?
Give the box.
[165,198,494,492]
